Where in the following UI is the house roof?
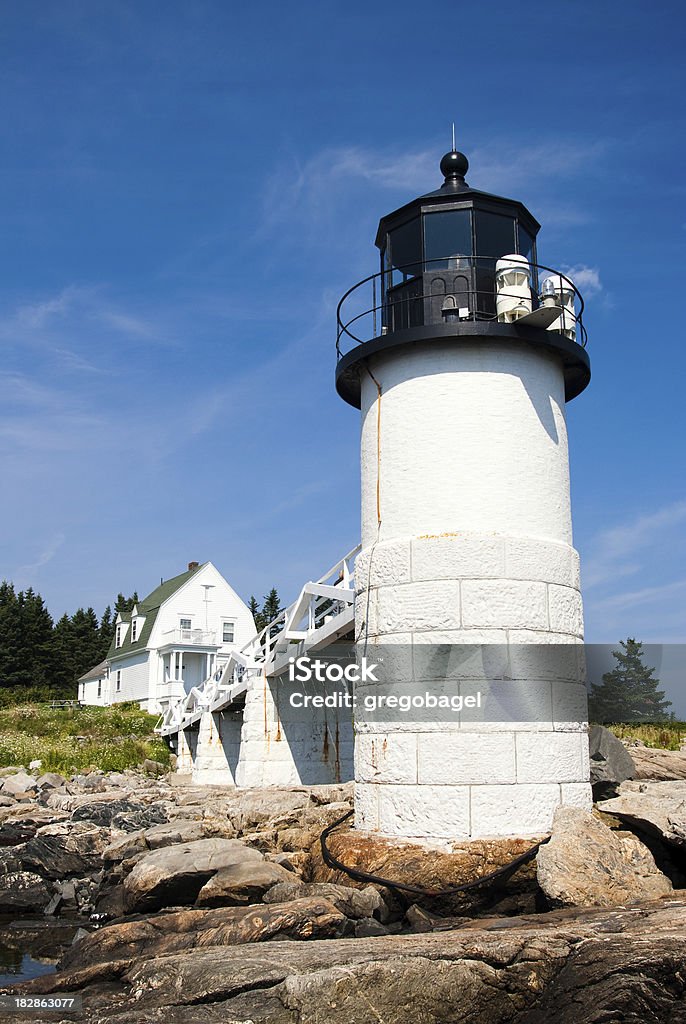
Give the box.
[107,562,208,661]
[78,659,108,683]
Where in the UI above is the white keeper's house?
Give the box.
[78,561,255,714]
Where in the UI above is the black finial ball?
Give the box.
[440,150,469,181]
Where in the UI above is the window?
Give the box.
[131,619,138,642]
[116,670,122,693]
[517,225,535,262]
[115,624,122,648]
[97,679,101,698]
[423,210,472,268]
[222,621,235,644]
[474,211,516,259]
[388,217,422,283]
[180,617,192,630]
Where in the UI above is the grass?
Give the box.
[606,721,686,752]
[0,701,170,775]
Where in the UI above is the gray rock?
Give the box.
[123,837,266,913]
[598,780,686,848]
[28,900,686,1023]
[536,806,672,907]
[71,797,147,827]
[20,821,110,879]
[354,916,389,937]
[629,746,686,781]
[144,820,215,849]
[72,773,106,791]
[588,725,636,797]
[35,772,67,791]
[141,759,167,777]
[195,859,294,907]
[264,880,386,920]
[0,870,51,912]
[0,772,38,796]
[102,829,149,863]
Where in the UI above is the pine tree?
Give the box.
[17,588,56,689]
[588,638,672,724]
[70,607,102,678]
[115,592,138,616]
[250,589,283,634]
[98,606,114,660]
[0,582,23,688]
[51,613,77,692]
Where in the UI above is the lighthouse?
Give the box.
[336,147,592,842]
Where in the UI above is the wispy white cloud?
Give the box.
[15,533,66,584]
[0,285,178,365]
[591,577,686,612]
[260,137,607,240]
[468,140,607,194]
[582,499,686,642]
[588,499,686,576]
[562,265,603,296]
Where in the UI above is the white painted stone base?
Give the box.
[354,729,591,839]
[354,529,590,839]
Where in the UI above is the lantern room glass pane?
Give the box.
[517,225,535,262]
[388,218,422,284]
[423,210,472,269]
[475,211,516,258]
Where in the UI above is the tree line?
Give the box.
[0,583,138,699]
[0,578,672,720]
[0,582,284,700]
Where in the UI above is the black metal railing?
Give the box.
[336,256,587,358]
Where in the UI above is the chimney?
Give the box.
[188,561,199,571]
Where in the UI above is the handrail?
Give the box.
[336,255,587,356]
[157,545,361,734]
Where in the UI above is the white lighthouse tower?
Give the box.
[336,147,592,842]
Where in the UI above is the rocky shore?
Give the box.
[0,733,685,1022]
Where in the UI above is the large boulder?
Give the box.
[536,806,672,907]
[20,899,686,1024]
[629,746,686,781]
[195,859,294,907]
[60,896,348,969]
[19,821,110,879]
[311,825,541,915]
[588,725,636,797]
[598,780,686,848]
[123,837,268,912]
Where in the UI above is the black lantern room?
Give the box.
[336,148,590,408]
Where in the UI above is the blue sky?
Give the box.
[1,0,684,648]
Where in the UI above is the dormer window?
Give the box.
[116,624,122,648]
[131,619,138,642]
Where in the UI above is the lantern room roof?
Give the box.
[374,149,541,250]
